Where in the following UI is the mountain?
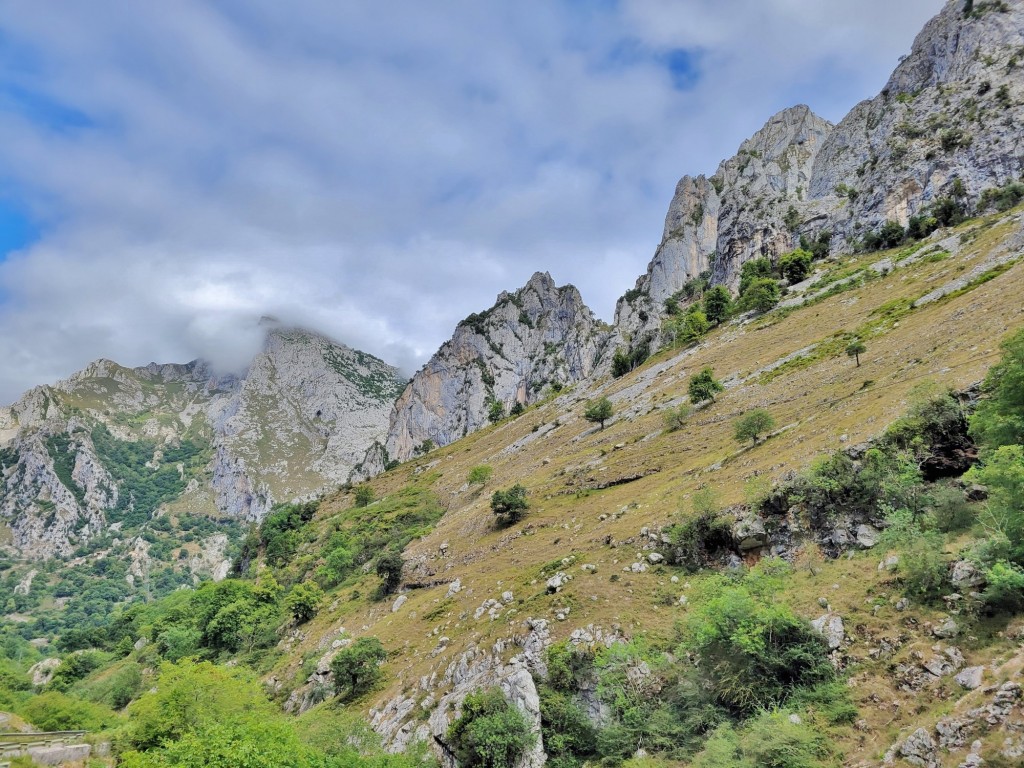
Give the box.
[0,327,406,561]
[4,4,1024,768]
[617,0,1024,349]
[378,272,612,464]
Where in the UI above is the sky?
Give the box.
[0,0,947,403]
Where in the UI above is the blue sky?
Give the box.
[0,0,946,402]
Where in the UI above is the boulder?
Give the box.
[811,613,845,650]
[899,727,938,768]
[855,524,880,549]
[733,515,768,552]
[955,666,985,690]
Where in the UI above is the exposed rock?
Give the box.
[956,666,985,690]
[392,595,408,613]
[29,658,61,687]
[546,572,571,594]
[856,524,881,548]
[384,272,611,462]
[951,560,986,591]
[900,727,938,768]
[810,0,1024,248]
[733,515,769,551]
[933,618,960,639]
[1,327,405,559]
[446,579,462,598]
[646,552,664,565]
[811,613,845,650]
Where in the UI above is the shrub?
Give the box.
[880,508,949,602]
[468,465,494,486]
[734,409,776,445]
[688,368,724,404]
[703,286,733,325]
[663,404,692,432]
[665,512,734,572]
[742,710,834,768]
[330,638,387,700]
[930,485,975,533]
[354,485,374,508]
[285,582,324,624]
[21,691,116,731]
[738,278,781,313]
[447,688,536,768]
[584,397,614,430]
[491,484,529,524]
[981,560,1024,613]
[375,551,405,596]
[967,444,1024,565]
[738,258,774,296]
[779,249,812,283]
[970,327,1024,451]
[662,309,710,349]
[680,571,833,715]
[539,688,597,768]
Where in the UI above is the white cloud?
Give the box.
[0,0,945,402]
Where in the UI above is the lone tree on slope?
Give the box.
[688,368,725,404]
[734,409,777,446]
[584,397,614,430]
[846,340,867,367]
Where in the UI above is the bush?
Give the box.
[738,278,781,313]
[981,560,1024,613]
[742,710,834,768]
[285,582,324,624]
[330,638,387,700]
[20,691,116,731]
[468,465,494,486]
[447,688,537,768]
[663,404,691,432]
[970,327,1024,451]
[662,309,710,349]
[375,551,405,596]
[738,258,774,296]
[491,484,529,524]
[779,249,812,283]
[665,512,734,572]
[930,485,975,533]
[488,400,505,423]
[689,368,724,404]
[539,688,597,768]
[734,409,776,445]
[967,444,1024,566]
[354,485,374,508]
[680,567,834,715]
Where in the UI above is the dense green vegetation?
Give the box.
[92,424,210,527]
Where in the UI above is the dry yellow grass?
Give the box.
[273,207,1024,765]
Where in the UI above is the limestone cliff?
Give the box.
[384,272,611,462]
[809,0,1024,241]
[618,0,1024,347]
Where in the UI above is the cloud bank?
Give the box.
[0,0,946,402]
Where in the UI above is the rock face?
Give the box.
[711,105,834,290]
[614,175,720,344]
[0,327,405,559]
[384,272,611,462]
[618,0,1024,348]
[810,0,1024,244]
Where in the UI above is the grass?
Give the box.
[257,205,1024,766]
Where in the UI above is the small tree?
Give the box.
[353,485,374,508]
[738,278,781,313]
[491,484,529,524]
[488,400,505,423]
[703,286,733,325]
[468,465,494,486]
[688,368,725,404]
[663,404,691,432]
[846,340,866,367]
[285,582,324,624]
[584,397,613,430]
[330,637,387,699]
[734,409,776,445]
[375,550,404,596]
[779,249,812,283]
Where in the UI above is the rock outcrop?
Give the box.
[809,0,1024,244]
[618,0,1024,348]
[384,272,611,462]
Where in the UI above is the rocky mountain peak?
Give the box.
[381,273,611,464]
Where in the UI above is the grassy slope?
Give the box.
[270,206,1024,765]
